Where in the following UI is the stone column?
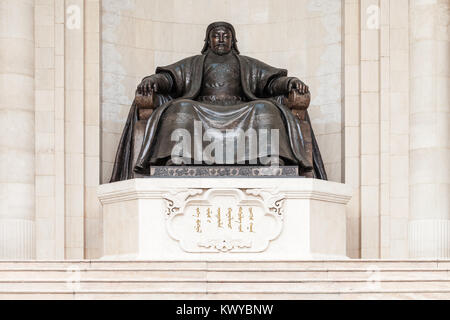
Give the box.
[0,0,35,259]
[409,0,449,258]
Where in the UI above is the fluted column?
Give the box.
[409,0,450,258]
[0,0,35,259]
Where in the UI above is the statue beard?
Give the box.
[209,45,232,56]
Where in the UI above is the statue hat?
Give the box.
[202,21,240,54]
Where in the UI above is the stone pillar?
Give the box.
[409,0,450,258]
[0,0,35,259]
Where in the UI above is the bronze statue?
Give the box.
[111,21,327,182]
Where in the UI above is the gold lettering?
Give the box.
[192,206,257,234]
[238,207,243,232]
[195,219,202,233]
[217,208,223,228]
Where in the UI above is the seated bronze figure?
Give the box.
[111,21,327,182]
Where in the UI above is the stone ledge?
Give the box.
[98,178,353,205]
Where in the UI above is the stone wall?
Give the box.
[409,0,450,258]
[344,0,449,259]
[344,0,412,258]
[31,0,101,260]
[0,0,36,260]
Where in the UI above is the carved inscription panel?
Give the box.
[163,189,284,253]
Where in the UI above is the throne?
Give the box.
[131,90,314,178]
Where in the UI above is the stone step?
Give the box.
[0,279,449,292]
[0,260,449,299]
[0,269,448,281]
[0,289,450,300]
[0,260,449,270]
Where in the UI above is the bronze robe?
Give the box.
[111,53,328,182]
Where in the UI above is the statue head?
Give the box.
[202,21,240,55]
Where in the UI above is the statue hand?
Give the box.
[137,77,159,96]
[288,79,309,95]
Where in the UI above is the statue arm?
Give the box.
[265,76,295,96]
[137,72,173,96]
[266,76,310,97]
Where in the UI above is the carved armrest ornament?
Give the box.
[284,90,313,178]
[284,90,311,121]
[135,90,155,120]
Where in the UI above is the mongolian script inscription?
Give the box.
[164,188,284,253]
[193,207,255,234]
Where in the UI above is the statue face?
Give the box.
[209,26,233,55]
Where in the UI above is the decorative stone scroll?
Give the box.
[163,188,285,253]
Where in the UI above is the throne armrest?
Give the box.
[135,90,156,121]
[284,90,311,121]
[284,90,314,178]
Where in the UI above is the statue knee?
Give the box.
[253,101,278,116]
[168,100,196,114]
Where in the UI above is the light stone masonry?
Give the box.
[0,0,36,260]
[409,0,450,259]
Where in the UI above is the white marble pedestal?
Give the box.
[98,178,352,260]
